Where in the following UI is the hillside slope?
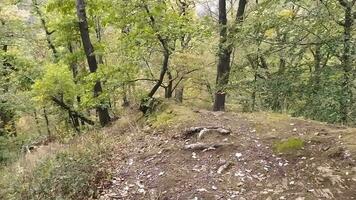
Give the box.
[97,106,356,200]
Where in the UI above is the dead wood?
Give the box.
[183,142,231,150]
[184,126,231,139]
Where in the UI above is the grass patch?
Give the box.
[148,100,199,128]
[273,137,304,154]
[0,131,115,200]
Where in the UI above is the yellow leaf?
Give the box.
[265,28,276,39]
[278,9,294,19]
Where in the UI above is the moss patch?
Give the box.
[148,100,199,128]
[274,137,304,154]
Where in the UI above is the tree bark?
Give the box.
[76,0,111,126]
[148,52,170,98]
[213,0,247,111]
[338,0,354,124]
[175,84,184,103]
[43,107,51,138]
[165,71,173,98]
[214,0,231,111]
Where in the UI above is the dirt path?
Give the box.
[98,110,356,200]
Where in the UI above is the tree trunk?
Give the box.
[122,85,130,107]
[175,84,184,103]
[338,0,354,124]
[95,16,105,65]
[148,52,170,98]
[33,110,42,135]
[165,71,173,98]
[213,0,247,111]
[76,0,110,126]
[272,33,287,112]
[68,43,81,131]
[214,0,231,111]
[139,4,172,113]
[43,107,51,139]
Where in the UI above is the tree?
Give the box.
[213,0,247,111]
[337,0,355,123]
[76,0,111,126]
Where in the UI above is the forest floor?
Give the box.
[97,105,356,200]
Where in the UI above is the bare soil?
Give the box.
[98,110,356,200]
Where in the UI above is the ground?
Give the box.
[97,106,356,200]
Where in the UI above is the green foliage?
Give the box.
[0,132,114,200]
[273,137,304,154]
[32,63,77,105]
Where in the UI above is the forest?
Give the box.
[0,0,355,199]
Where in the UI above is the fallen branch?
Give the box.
[184,142,232,151]
[51,97,94,125]
[184,126,231,139]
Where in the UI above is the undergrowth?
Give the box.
[147,100,199,128]
[0,131,115,200]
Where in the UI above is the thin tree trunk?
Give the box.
[272,33,287,112]
[76,0,111,126]
[165,71,173,98]
[32,0,58,60]
[43,107,51,139]
[33,110,42,135]
[148,52,170,98]
[68,43,81,131]
[175,84,184,103]
[95,16,105,65]
[122,85,130,107]
[310,45,322,98]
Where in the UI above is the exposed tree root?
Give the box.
[184,126,231,139]
[183,142,232,151]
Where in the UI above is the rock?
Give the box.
[235,152,243,159]
[234,171,245,177]
[128,158,134,166]
[197,188,208,192]
[295,197,305,200]
[217,162,232,174]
